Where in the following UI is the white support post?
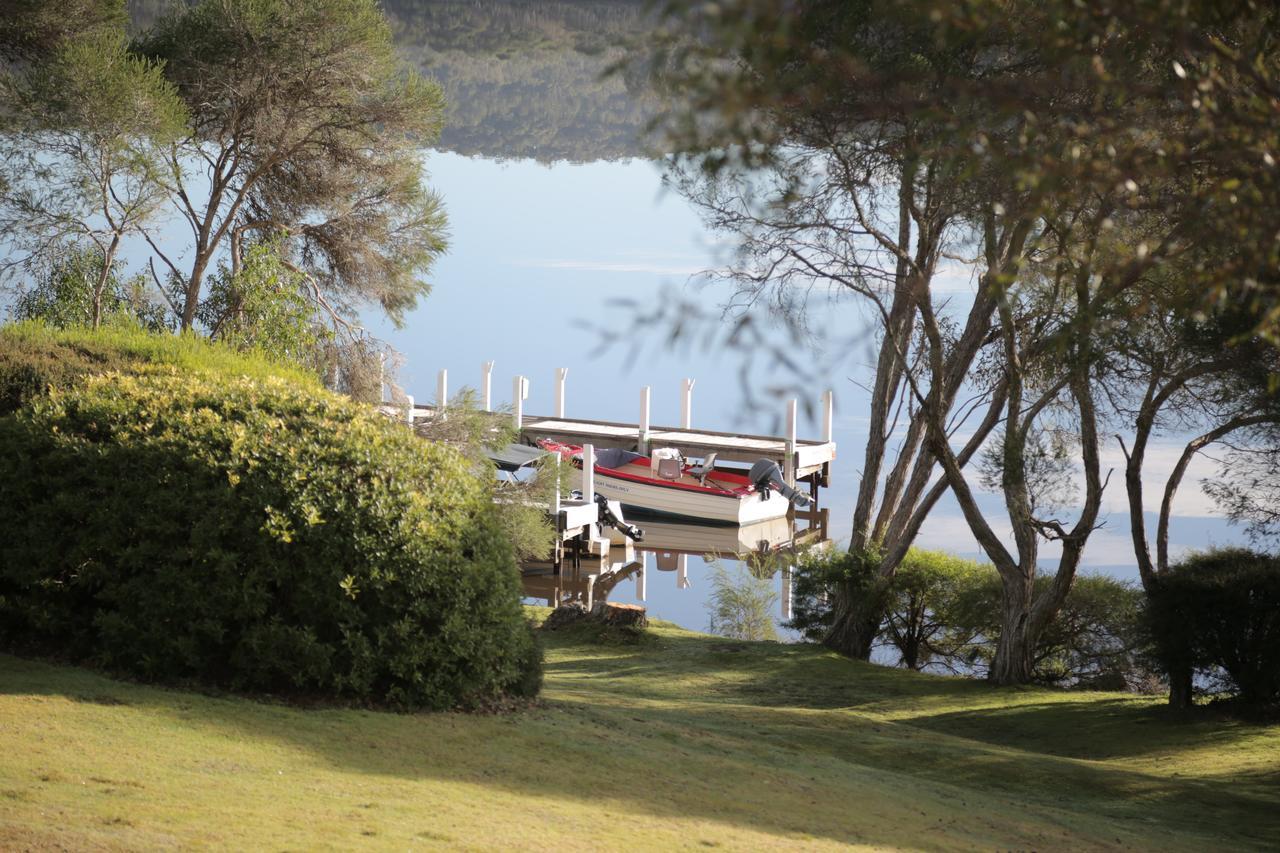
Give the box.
[681,378,695,429]
[552,454,562,518]
[482,361,494,412]
[379,353,387,403]
[676,554,690,590]
[781,565,794,620]
[639,385,651,452]
[581,443,595,505]
[635,563,646,602]
[586,574,598,611]
[436,369,448,420]
[785,398,798,486]
[555,367,568,419]
[404,394,415,426]
[822,389,834,444]
[513,376,526,430]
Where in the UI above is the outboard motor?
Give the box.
[595,493,644,542]
[749,459,813,508]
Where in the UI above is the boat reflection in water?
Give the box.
[520,515,830,624]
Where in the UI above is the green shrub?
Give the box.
[790,546,1152,687]
[705,556,779,641]
[0,321,320,416]
[1148,549,1280,706]
[882,550,998,672]
[0,326,539,709]
[787,547,888,643]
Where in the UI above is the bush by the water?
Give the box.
[1148,548,1280,706]
[790,547,1150,687]
[0,323,540,709]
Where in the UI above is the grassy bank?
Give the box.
[2,612,1277,850]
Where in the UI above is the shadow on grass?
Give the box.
[3,636,1278,850]
[900,698,1264,761]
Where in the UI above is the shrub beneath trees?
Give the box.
[1148,549,1280,706]
[0,324,540,709]
[791,548,1151,688]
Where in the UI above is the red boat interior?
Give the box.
[539,440,756,497]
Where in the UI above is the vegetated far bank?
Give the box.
[0,322,539,709]
[1,611,1277,850]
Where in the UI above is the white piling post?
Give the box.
[555,367,568,419]
[822,389,834,444]
[513,375,526,430]
[639,385,651,452]
[636,563,646,602]
[582,443,596,505]
[781,565,794,620]
[681,378,695,429]
[552,454,562,518]
[436,369,448,420]
[379,353,387,403]
[677,554,690,590]
[586,574,598,610]
[785,398,798,486]
[405,394,414,426]
[482,361,494,412]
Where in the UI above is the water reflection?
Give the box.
[521,516,830,630]
[385,0,656,162]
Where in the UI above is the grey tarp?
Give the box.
[486,443,550,472]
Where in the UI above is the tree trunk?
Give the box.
[92,237,120,331]
[989,570,1036,685]
[181,254,210,331]
[1167,664,1193,709]
[823,581,881,660]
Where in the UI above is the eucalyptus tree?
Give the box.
[647,0,1279,683]
[1102,286,1280,705]
[645,0,1050,660]
[0,0,125,63]
[0,29,187,327]
[134,0,449,333]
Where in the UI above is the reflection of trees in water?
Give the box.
[129,0,657,162]
[384,0,656,162]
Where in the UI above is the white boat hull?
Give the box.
[593,470,790,525]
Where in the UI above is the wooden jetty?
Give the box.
[382,362,836,497]
[379,363,836,575]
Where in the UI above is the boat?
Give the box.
[538,440,811,525]
[629,516,798,556]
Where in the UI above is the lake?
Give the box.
[362,0,1243,636]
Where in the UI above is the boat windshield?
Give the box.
[594,447,647,469]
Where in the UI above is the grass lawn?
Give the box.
[1,610,1277,850]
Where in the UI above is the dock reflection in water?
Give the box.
[521,516,830,629]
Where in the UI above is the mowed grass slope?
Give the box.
[2,612,1277,850]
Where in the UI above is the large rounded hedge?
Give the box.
[0,325,539,709]
[1148,548,1280,706]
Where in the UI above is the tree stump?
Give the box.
[543,602,589,630]
[591,602,648,628]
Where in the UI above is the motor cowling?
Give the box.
[595,493,644,541]
[748,459,813,508]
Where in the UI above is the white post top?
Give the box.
[822,389,834,443]
[681,377,695,429]
[581,442,596,505]
[555,367,568,419]
[513,375,525,429]
[784,398,798,486]
[482,361,494,412]
[436,369,448,417]
[639,385,651,442]
[404,394,415,425]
